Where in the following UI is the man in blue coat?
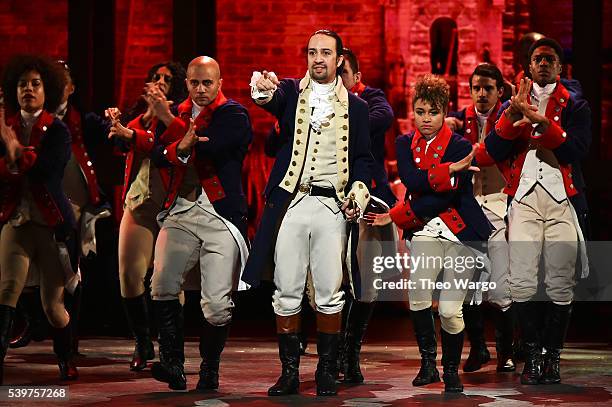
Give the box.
[339,47,396,384]
[485,38,591,385]
[244,30,372,397]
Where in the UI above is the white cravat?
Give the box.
[308,79,336,132]
[55,102,68,120]
[191,99,203,119]
[515,82,566,203]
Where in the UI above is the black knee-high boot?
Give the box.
[10,288,47,348]
[315,312,341,396]
[196,319,230,391]
[540,303,572,384]
[411,307,440,386]
[441,328,464,393]
[52,321,78,380]
[64,283,82,355]
[269,315,301,396]
[122,294,155,371]
[0,305,16,385]
[343,300,375,383]
[462,304,490,372]
[514,301,542,385]
[151,299,186,390]
[494,307,515,372]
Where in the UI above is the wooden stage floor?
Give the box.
[1,337,611,406]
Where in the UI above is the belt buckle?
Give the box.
[298,183,311,194]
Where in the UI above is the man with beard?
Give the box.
[244,30,372,397]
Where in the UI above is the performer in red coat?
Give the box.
[0,55,78,383]
[485,38,591,385]
[446,63,516,373]
[367,75,492,393]
[105,61,187,372]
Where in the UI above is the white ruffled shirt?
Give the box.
[308,79,336,132]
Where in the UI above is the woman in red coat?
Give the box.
[105,61,187,371]
[0,55,78,383]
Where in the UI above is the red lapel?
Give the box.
[411,124,452,169]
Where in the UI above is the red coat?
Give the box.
[487,81,578,199]
[63,105,102,205]
[0,111,74,227]
[159,93,229,209]
[120,113,185,203]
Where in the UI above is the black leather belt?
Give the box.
[309,185,337,199]
[298,183,343,207]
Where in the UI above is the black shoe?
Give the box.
[343,301,375,383]
[152,300,186,390]
[52,322,78,381]
[520,342,542,384]
[0,305,16,385]
[540,350,561,384]
[123,294,155,371]
[151,361,186,390]
[196,320,229,391]
[441,329,464,393]
[463,345,490,373]
[315,332,338,396]
[268,333,300,396]
[514,301,543,385]
[540,303,571,384]
[411,308,440,386]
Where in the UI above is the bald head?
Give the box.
[186,56,222,106]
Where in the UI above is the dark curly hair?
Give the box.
[123,61,188,123]
[2,54,66,114]
[412,74,450,112]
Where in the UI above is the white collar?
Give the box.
[532,82,557,99]
[191,99,203,117]
[20,109,43,127]
[56,102,68,119]
[476,104,495,121]
[311,78,336,96]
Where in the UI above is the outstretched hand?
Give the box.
[177,118,209,156]
[449,144,480,174]
[255,70,280,92]
[363,212,392,227]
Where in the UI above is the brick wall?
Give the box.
[0,0,68,67]
[216,1,385,138]
[115,0,173,110]
[217,1,385,232]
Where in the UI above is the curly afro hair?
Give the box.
[146,61,188,104]
[123,61,187,124]
[412,74,450,112]
[2,54,66,114]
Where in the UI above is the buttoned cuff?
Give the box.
[162,140,190,166]
[532,121,567,149]
[389,200,423,230]
[133,128,155,154]
[428,162,455,192]
[495,112,522,140]
[347,181,370,211]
